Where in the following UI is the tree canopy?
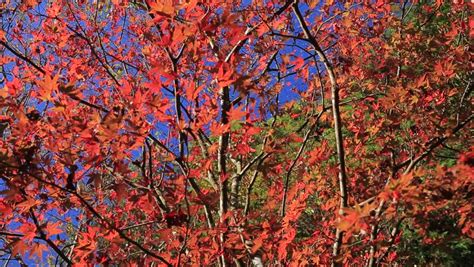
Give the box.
[0,0,472,266]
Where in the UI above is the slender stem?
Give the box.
[292,2,348,265]
[281,110,324,216]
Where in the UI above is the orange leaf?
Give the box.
[185,83,205,101]
[149,0,174,17]
[31,242,48,260]
[16,198,37,213]
[45,222,63,238]
[36,73,59,101]
[210,123,230,136]
[11,239,29,257]
[228,107,246,122]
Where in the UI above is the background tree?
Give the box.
[0,0,472,266]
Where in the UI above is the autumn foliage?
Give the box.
[0,0,472,266]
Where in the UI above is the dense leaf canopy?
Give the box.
[0,0,472,266]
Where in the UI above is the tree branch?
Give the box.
[0,166,173,267]
[292,2,348,265]
[29,210,73,266]
[0,40,46,74]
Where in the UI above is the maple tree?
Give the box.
[0,0,472,266]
